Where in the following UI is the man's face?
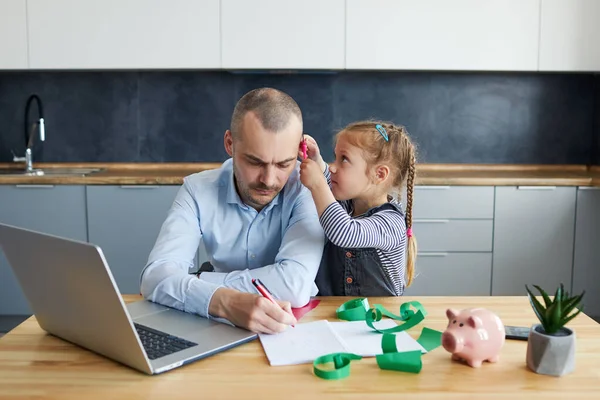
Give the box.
[225,112,302,211]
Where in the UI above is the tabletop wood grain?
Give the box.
[1,295,599,399]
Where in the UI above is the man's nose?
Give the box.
[330,164,337,174]
[260,166,276,187]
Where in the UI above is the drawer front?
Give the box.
[412,186,494,219]
[412,219,493,252]
[404,252,492,296]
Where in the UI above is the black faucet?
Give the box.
[13,94,45,173]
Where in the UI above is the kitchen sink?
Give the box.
[0,167,105,176]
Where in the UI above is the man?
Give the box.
[140,88,325,334]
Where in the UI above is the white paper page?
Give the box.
[258,320,350,366]
[329,320,427,357]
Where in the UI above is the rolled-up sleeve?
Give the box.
[140,179,221,318]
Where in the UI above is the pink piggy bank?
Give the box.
[441,308,505,368]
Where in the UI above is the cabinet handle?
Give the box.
[578,187,600,191]
[119,185,160,189]
[15,184,54,188]
[418,252,449,257]
[517,186,556,190]
[413,219,450,224]
[415,186,450,190]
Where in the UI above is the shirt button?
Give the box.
[251,254,256,259]
[345,251,353,258]
[346,277,353,284]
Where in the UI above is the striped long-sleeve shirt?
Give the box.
[320,165,408,295]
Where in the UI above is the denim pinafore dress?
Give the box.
[315,202,405,297]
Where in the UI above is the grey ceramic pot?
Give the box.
[526,323,575,377]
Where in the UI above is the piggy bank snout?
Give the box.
[442,331,464,353]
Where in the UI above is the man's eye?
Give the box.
[277,163,291,169]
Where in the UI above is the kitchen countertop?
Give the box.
[0,162,599,186]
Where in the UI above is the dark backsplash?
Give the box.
[0,70,598,164]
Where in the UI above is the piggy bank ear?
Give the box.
[446,308,459,320]
[467,315,483,328]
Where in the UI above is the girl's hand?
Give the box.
[298,134,327,172]
[300,158,327,192]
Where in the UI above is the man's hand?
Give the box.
[300,158,328,192]
[298,134,327,172]
[209,288,297,334]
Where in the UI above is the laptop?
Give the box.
[0,222,257,375]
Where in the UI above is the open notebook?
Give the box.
[258,319,427,366]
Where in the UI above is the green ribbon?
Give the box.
[374,327,443,373]
[318,298,443,378]
[417,327,443,352]
[335,297,370,321]
[377,351,423,373]
[376,333,422,373]
[365,301,426,334]
[313,352,363,380]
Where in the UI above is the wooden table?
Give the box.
[1,296,599,399]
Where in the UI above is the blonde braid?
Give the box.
[404,141,417,287]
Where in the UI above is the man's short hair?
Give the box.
[230,88,303,139]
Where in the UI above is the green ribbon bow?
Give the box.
[335,297,370,321]
[366,301,427,334]
[313,352,363,380]
[315,298,443,379]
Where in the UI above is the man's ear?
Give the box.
[374,165,390,184]
[224,130,234,157]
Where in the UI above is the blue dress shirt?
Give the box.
[140,158,325,319]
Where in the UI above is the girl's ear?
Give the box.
[374,165,390,184]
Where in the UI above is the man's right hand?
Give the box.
[208,288,297,334]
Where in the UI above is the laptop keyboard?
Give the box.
[134,323,198,360]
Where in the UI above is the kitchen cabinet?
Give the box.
[346,0,540,71]
[0,0,28,69]
[539,0,600,71]
[27,0,220,69]
[405,253,492,296]
[407,185,494,295]
[0,185,87,315]
[86,185,184,294]
[492,186,576,295]
[572,187,600,319]
[221,0,345,69]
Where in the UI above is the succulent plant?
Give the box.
[525,283,585,335]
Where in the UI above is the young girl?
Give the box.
[299,120,418,296]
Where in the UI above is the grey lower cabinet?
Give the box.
[572,187,600,319]
[86,185,184,294]
[492,186,576,296]
[408,185,494,295]
[0,185,87,316]
[405,252,492,296]
[412,186,495,219]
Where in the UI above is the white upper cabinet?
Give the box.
[539,0,600,71]
[27,0,220,69]
[221,0,345,69]
[0,0,28,69]
[346,0,540,71]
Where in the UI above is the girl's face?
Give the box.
[329,136,374,201]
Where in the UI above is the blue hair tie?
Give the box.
[375,124,389,142]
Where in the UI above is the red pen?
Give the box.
[301,136,307,160]
[252,278,295,327]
